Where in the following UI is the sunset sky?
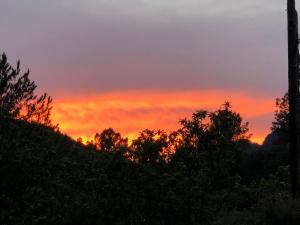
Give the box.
[0,0,294,143]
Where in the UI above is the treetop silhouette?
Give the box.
[0,53,53,126]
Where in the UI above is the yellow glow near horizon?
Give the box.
[52,90,276,145]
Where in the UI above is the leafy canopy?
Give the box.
[272,93,289,135]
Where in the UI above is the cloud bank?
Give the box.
[0,0,288,96]
[52,90,275,144]
[0,0,289,142]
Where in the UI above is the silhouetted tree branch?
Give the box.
[0,53,53,126]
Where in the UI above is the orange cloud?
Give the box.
[52,90,276,144]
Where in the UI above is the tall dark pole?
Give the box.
[287,0,300,197]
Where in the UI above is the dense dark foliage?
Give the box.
[1,56,299,224]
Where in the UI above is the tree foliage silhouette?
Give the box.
[94,128,128,152]
[1,95,299,225]
[272,93,289,136]
[131,129,168,164]
[0,53,52,126]
[0,52,297,224]
[175,102,250,180]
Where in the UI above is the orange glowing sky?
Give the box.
[52,90,276,144]
[2,0,288,145]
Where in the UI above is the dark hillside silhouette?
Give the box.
[1,93,298,225]
[0,48,300,225]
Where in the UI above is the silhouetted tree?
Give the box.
[0,53,52,126]
[1,99,299,225]
[174,103,249,180]
[272,93,289,142]
[94,128,128,152]
[131,129,168,164]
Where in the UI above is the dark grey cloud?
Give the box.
[0,0,292,98]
